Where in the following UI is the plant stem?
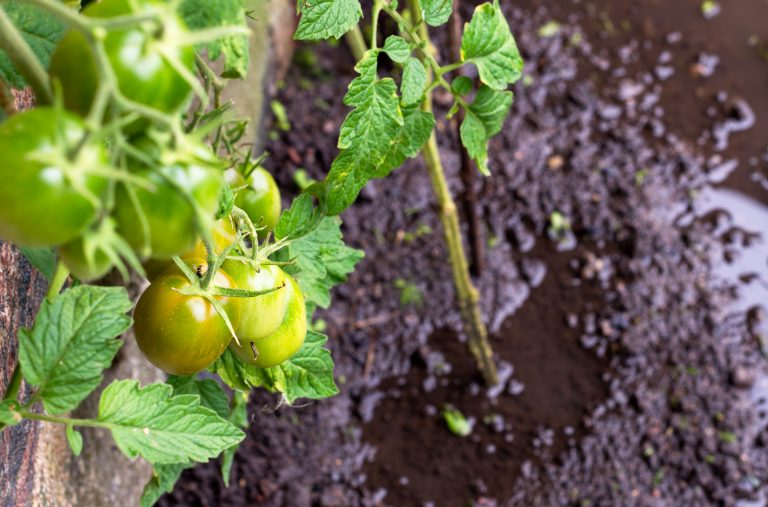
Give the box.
[371,0,383,50]
[0,6,53,104]
[344,25,368,61]
[47,261,70,301]
[19,410,116,430]
[421,135,498,385]
[406,0,498,385]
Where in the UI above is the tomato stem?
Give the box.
[395,0,499,385]
[344,25,368,61]
[371,0,383,50]
[0,6,53,104]
[46,261,71,301]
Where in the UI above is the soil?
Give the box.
[159,0,768,506]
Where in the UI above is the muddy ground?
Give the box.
[159,0,768,505]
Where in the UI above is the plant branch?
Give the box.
[0,6,53,104]
[19,410,118,430]
[46,261,70,301]
[344,25,368,61]
[404,0,498,385]
[371,0,383,50]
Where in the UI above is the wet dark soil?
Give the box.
[160,0,768,506]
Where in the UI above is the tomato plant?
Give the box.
[0,0,521,502]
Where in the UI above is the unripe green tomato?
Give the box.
[0,108,108,247]
[235,168,282,234]
[229,272,306,368]
[49,0,195,117]
[222,261,287,342]
[113,141,224,259]
[134,259,241,375]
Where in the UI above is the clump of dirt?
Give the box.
[160,0,768,506]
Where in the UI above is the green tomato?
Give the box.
[229,271,306,368]
[113,139,224,259]
[133,259,241,375]
[0,108,107,247]
[235,167,282,234]
[49,0,194,117]
[222,261,287,342]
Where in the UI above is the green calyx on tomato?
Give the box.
[0,107,108,247]
[234,167,282,235]
[228,270,306,368]
[134,258,241,375]
[49,0,195,118]
[113,137,224,259]
[59,217,138,282]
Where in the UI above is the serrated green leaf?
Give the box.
[215,184,236,220]
[383,35,410,63]
[179,0,249,78]
[209,349,271,392]
[451,76,473,96]
[267,331,338,404]
[140,463,191,507]
[461,2,523,90]
[98,380,244,464]
[421,0,452,26]
[0,1,65,88]
[167,376,229,419]
[0,400,22,427]
[18,285,131,415]
[66,424,83,456]
[19,246,57,281]
[294,0,362,41]
[326,50,406,214]
[460,85,513,175]
[325,52,435,214]
[286,217,363,310]
[401,58,427,105]
[275,193,325,241]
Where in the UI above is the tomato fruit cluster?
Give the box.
[0,0,303,375]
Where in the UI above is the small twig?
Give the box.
[363,334,377,381]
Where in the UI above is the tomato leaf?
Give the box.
[382,35,410,63]
[285,217,364,311]
[140,463,191,507]
[460,85,513,175]
[167,375,230,419]
[325,50,435,214]
[461,2,523,90]
[275,193,325,241]
[0,400,22,427]
[421,0,452,26]
[18,285,131,415]
[65,424,83,456]
[98,380,244,464]
[0,1,65,88]
[19,246,57,281]
[401,57,427,106]
[260,331,338,404]
[178,0,249,78]
[294,0,363,41]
